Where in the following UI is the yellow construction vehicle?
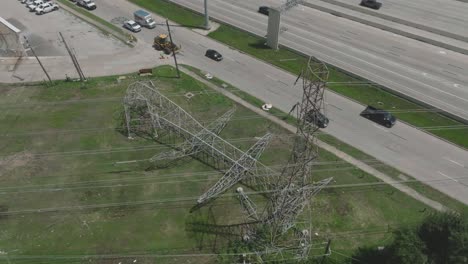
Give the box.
[153,34,180,55]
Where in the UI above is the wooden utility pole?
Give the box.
[23,36,52,83]
[320,239,332,264]
[166,19,180,78]
[59,32,86,81]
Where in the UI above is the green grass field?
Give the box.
[126,0,468,149]
[0,66,460,263]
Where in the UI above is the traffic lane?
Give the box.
[325,91,468,203]
[278,31,468,120]
[217,0,468,88]
[328,0,468,38]
[173,0,468,120]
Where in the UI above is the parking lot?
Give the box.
[2,0,129,57]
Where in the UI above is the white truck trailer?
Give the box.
[134,10,156,29]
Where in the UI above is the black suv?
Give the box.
[205,49,223,61]
[361,106,396,128]
[258,6,269,16]
[360,0,382,10]
[305,110,329,128]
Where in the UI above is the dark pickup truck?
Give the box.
[360,106,396,128]
[360,0,382,10]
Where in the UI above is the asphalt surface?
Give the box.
[2,0,128,57]
[86,0,468,204]
[330,0,468,38]
[170,0,468,122]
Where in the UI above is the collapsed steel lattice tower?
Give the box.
[123,81,277,207]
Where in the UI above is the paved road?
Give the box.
[86,0,468,204]
[170,0,468,122]
[330,0,468,38]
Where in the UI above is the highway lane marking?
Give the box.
[447,64,463,70]
[443,70,457,76]
[265,74,275,81]
[372,123,388,132]
[386,51,400,57]
[390,132,406,141]
[438,171,458,182]
[443,157,465,168]
[325,102,342,111]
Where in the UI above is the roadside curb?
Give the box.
[57,0,135,47]
[180,65,447,212]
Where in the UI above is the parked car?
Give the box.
[205,49,223,61]
[305,110,329,128]
[28,0,45,11]
[77,0,96,10]
[36,2,58,14]
[360,0,382,10]
[360,105,396,128]
[258,6,269,15]
[21,0,35,4]
[123,20,141,32]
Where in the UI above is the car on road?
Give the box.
[36,2,58,14]
[360,0,382,10]
[77,0,96,10]
[205,49,223,61]
[305,110,329,128]
[123,20,141,32]
[258,6,269,16]
[360,105,396,128]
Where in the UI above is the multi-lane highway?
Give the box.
[169,0,468,122]
[81,0,468,204]
[329,0,468,38]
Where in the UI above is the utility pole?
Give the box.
[23,36,52,83]
[166,19,180,78]
[320,239,332,264]
[204,0,211,30]
[59,32,86,81]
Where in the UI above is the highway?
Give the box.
[84,0,468,205]
[169,0,468,122]
[329,0,468,38]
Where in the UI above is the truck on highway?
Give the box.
[134,10,156,29]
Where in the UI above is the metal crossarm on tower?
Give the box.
[266,178,333,234]
[236,187,259,221]
[196,133,274,206]
[149,107,236,162]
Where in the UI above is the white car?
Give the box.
[21,0,34,4]
[28,0,45,11]
[77,0,96,10]
[123,20,141,32]
[36,2,58,14]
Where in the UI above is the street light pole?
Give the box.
[204,0,211,30]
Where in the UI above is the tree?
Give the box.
[418,212,468,264]
[388,228,427,264]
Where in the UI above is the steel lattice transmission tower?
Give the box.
[123,81,277,207]
[265,58,333,237]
